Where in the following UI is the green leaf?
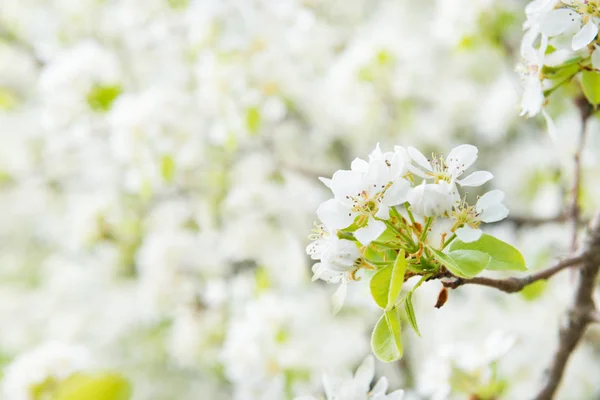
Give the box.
[449,234,527,272]
[581,70,600,105]
[520,280,548,301]
[87,84,122,112]
[160,154,176,182]
[245,106,261,135]
[53,373,131,400]
[388,250,406,309]
[371,309,402,362]
[369,251,406,310]
[429,248,490,278]
[370,264,392,309]
[403,291,421,337]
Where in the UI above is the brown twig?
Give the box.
[533,212,600,400]
[569,98,592,251]
[441,254,587,293]
[586,311,600,324]
[503,213,568,228]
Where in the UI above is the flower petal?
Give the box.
[350,157,369,173]
[354,219,386,245]
[456,171,493,187]
[330,169,363,201]
[332,279,348,315]
[476,190,505,211]
[318,176,332,189]
[407,147,432,171]
[540,9,580,37]
[382,179,411,206]
[446,144,478,177]
[371,376,389,396]
[354,356,375,392]
[480,203,509,223]
[456,226,482,243]
[317,199,354,229]
[572,20,598,50]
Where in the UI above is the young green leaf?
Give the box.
[371,309,402,362]
[449,234,527,272]
[388,250,406,310]
[370,264,392,309]
[369,251,406,310]
[53,372,132,400]
[429,247,490,278]
[581,70,600,106]
[404,291,421,337]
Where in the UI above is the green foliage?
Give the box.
[369,250,406,309]
[52,373,131,400]
[520,280,548,301]
[160,154,176,182]
[371,309,402,362]
[87,85,122,112]
[450,234,527,272]
[370,265,393,309]
[581,70,600,106]
[167,0,189,9]
[0,87,18,110]
[245,106,261,134]
[429,248,490,278]
[403,291,420,337]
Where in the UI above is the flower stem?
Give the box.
[403,203,416,226]
[382,219,415,248]
[419,217,433,243]
[441,233,457,250]
[371,240,400,250]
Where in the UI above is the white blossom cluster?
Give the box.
[0,0,599,399]
[519,0,600,117]
[307,143,508,310]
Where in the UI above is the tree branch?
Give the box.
[441,254,587,293]
[569,98,592,251]
[533,211,600,400]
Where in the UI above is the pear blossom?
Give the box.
[317,146,411,245]
[453,190,510,242]
[539,1,599,51]
[407,145,493,201]
[296,356,404,400]
[306,223,362,313]
[517,31,548,117]
[407,180,455,217]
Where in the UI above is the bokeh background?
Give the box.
[1,0,600,399]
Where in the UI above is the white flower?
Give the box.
[407,180,455,217]
[453,190,510,242]
[517,30,548,117]
[539,2,599,50]
[306,223,362,313]
[297,356,404,400]
[407,145,493,198]
[317,145,411,245]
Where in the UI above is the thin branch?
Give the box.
[569,98,592,251]
[503,213,568,228]
[442,254,587,293]
[533,211,600,400]
[586,310,600,324]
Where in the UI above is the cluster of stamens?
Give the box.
[308,222,329,241]
[451,195,481,231]
[345,182,392,220]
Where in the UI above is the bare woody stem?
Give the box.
[441,254,587,293]
[569,98,593,251]
[533,211,600,400]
